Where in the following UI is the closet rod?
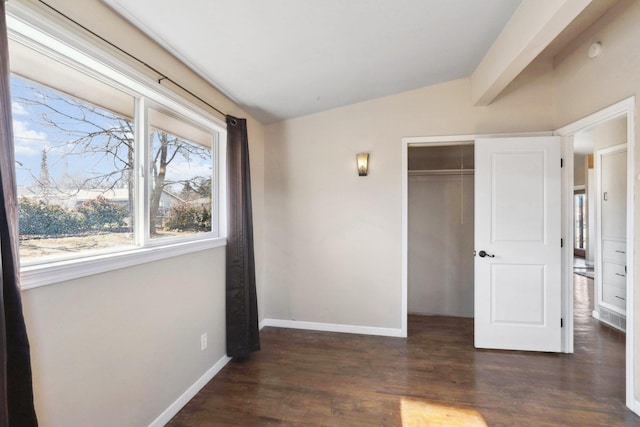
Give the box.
[409,169,474,176]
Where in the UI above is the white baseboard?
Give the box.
[260,318,403,337]
[148,354,232,427]
[592,310,600,319]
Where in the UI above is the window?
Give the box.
[12,75,137,262]
[574,190,587,257]
[148,107,214,241]
[7,9,225,287]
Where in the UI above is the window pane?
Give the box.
[574,193,587,250]
[12,75,136,263]
[149,110,213,239]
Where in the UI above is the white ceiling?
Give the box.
[102,0,523,124]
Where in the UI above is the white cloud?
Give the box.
[11,102,28,116]
[13,119,50,157]
[166,157,212,182]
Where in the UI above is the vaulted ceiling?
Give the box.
[102,0,523,123]
[101,0,615,124]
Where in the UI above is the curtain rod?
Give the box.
[36,0,231,122]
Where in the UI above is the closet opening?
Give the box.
[407,142,474,327]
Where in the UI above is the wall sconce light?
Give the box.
[356,152,369,176]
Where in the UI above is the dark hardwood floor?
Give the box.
[168,275,638,426]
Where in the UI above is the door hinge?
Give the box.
[561,238,564,248]
[561,318,564,328]
[561,158,564,168]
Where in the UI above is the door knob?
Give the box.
[478,250,495,258]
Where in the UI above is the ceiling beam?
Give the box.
[471,0,592,106]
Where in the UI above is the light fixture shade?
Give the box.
[356,152,369,176]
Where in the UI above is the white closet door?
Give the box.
[474,136,562,352]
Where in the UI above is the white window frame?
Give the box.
[6,2,228,289]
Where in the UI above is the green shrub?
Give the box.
[19,196,127,237]
[165,202,211,232]
[76,196,127,230]
[18,198,82,236]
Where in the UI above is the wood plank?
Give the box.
[168,275,639,426]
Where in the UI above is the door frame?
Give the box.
[401,131,554,337]
[555,96,636,412]
[401,97,636,413]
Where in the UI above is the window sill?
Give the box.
[20,237,226,290]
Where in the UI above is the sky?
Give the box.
[10,75,212,199]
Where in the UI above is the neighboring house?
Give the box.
[186,197,211,207]
[156,190,185,225]
[74,189,129,210]
[18,186,188,213]
[17,186,129,210]
[158,190,183,206]
[10,1,640,426]
[17,186,199,230]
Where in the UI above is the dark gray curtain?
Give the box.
[225,116,260,358]
[0,3,38,426]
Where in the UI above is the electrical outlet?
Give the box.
[200,333,207,351]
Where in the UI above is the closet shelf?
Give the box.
[409,169,474,176]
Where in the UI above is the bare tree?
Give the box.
[16,84,211,235]
[149,131,212,232]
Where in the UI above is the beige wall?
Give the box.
[263,59,554,328]
[15,1,265,425]
[23,250,225,427]
[551,0,640,399]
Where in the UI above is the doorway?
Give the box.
[400,131,556,337]
[406,143,474,319]
[556,97,635,410]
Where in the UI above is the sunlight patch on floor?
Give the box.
[401,398,487,427]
